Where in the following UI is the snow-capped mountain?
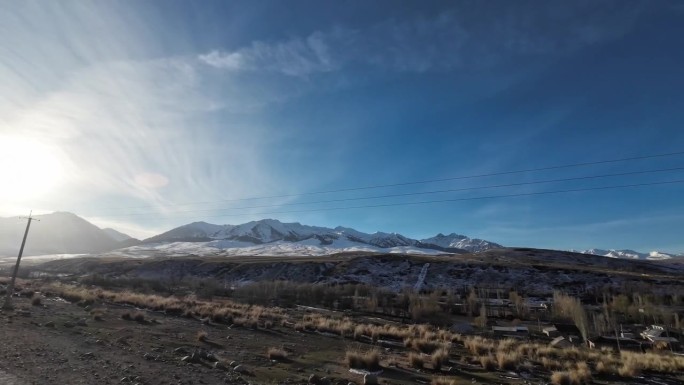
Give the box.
[575,248,681,260]
[144,219,500,254]
[420,233,503,253]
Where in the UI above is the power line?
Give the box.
[90,166,684,218]
[88,179,684,221]
[87,150,684,212]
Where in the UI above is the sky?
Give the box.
[1,0,683,252]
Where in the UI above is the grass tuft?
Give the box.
[346,349,381,371]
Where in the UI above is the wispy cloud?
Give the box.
[0,2,303,235]
[199,4,642,76]
[200,31,337,76]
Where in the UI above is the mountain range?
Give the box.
[0,212,680,259]
[573,248,682,260]
[143,218,502,254]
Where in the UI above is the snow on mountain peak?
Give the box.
[420,233,501,252]
[144,219,501,253]
[577,248,678,260]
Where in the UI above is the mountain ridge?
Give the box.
[0,212,136,256]
[143,218,501,253]
[573,248,682,260]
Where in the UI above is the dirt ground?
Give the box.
[0,294,452,385]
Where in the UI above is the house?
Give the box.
[543,323,581,341]
[640,326,681,350]
[492,325,529,338]
[587,336,643,352]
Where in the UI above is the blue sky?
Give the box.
[1,1,683,252]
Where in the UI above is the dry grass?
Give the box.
[431,378,457,385]
[463,336,495,355]
[405,337,446,354]
[345,349,381,371]
[496,350,519,370]
[431,348,450,371]
[549,363,592,385]
[267,347,288,360]
[43,283,286,329]
[196,330,208,342]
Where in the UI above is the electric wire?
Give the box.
[89,166,684,218]
[86,150,684,212]
[86,179,684,220]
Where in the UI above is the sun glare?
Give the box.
[0,136,65,202]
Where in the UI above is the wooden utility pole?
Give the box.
[2,211,39,310]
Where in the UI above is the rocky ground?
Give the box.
[0,294,355,385]
[0,292,436,385]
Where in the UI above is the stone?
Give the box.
[308,374,321,384]
[43,321,55,328]
[363,374,378,385]
[233,365,248,374]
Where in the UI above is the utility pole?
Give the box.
[2,211,39,310]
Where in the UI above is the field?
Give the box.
[0,250,683,385]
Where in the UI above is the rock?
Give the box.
[63,321,75,328]
[229,361,239,367]
[233,365,248,374]
[205,353,218,362]
[213,361,228,371]
[309,374,321,384]
[76,319,87,327]
[174,347,188,355]
[363,374,378,385]
[43,321,55,328]
[143,353,155,360]
[17,310,31,317]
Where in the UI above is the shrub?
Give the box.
[550,371,572,385]
[478,355,496,370]
[346,349,380,371]
[409,352,424,369]
[31,295,42,306]
[90,309,105,321]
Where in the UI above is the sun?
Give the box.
[0,136,65,202]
